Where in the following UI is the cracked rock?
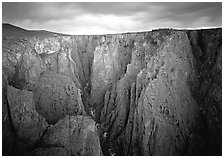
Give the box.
[7,86,48,145]
[41,115,102,156]
[34,72,86,124]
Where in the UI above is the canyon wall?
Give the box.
[2,28,222,155]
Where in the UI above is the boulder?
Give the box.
[2,38,42,89]
[7,86,48,145]
[34,72,85,124]
[41,115,102,155]
[13,47,45,90]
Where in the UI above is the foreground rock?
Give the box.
[34,72,86,124]
[7,86,48,145]
[33,115,102,156]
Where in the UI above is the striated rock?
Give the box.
[90,39,122,107]
[90,35,133,110]
[98,30,206,156]
[34,72,85,124]
[69,36,86,87]
[98,31,161,154]
[100,90,111,123]
[7,86,48,145]
[134,31,198,155]
[123,82,136,155]
[41,115,102,156]
[58,39,82,89]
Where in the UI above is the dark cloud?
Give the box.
[2,2,222,35]
[2,2,80,22]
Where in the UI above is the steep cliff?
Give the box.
[2,27,222,156]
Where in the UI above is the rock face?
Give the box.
[2,38,45,91]
[90,35,132,108]
[34,72,85,124]
[134,31,198,155]
[2,28,222,156]
[186,29,222,155]
[7,86,48,145]
[39,115,102,156]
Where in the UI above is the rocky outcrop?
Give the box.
[7,86,48,145]
[90,35,132,109]
[2,28,221,156]
[3,85,101,155]
[34,72,85,124]
[186,29,222,155]
[38,115,102,156]
[98,30,196,155]
[134,31,198,155]
[96,30,221,156]
[2,38,44,90]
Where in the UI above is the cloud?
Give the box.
[2,2,222,35]
[2,3,81,22]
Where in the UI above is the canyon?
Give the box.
[2,24,222,155]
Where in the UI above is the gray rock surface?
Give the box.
[41,115,102,156]
[34,72,85,124]
[135,31,198,155]
[34,37,61,55]
[7,86,48,145]
[2,28,221,156]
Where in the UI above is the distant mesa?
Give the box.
[2,23,68,38]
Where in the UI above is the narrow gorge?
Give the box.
[2,27,222,156]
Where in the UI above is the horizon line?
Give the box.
[2,22,222,36]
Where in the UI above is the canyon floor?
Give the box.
[2,24,222,156]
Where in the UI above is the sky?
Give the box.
[2,2,222,35]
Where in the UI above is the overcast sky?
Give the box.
[2,2,222,35]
